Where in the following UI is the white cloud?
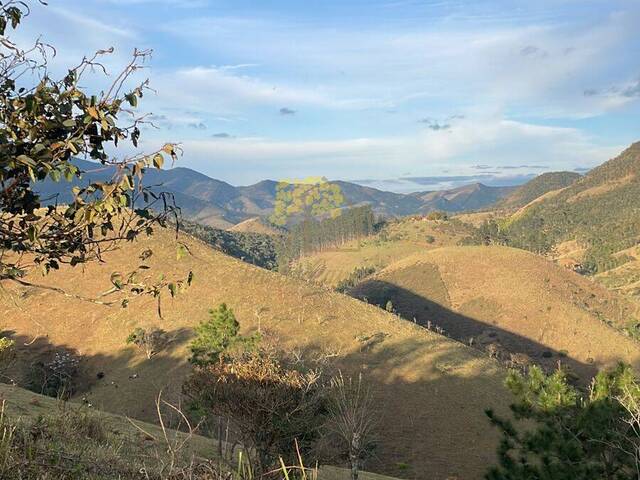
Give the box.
[163,117,622,184]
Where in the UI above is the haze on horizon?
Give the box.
[15,0,640,192]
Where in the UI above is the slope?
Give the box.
[0,226,510,480]
[497,171,581,209]
[411,183,516,213]
[350,246,640,383]
[504,142,640,272]
[228,217,284,236]
[293,216,473,287]
[0,384,397,480]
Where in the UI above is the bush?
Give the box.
[0,336,16,377]
[28,350,81,398]
[126,327,168,359]
[425,235,435,244]
[184,347,326,475]
[335,266,376,293]
[189,303,258,367]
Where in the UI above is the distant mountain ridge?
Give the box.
[34,159,535,227]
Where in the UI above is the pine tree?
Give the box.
[485,363,640,479]
[189,304,257,366]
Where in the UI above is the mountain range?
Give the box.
[35,159,572,228]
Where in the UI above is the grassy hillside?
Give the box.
[497,171,581,209]
[294,216,473,287]
[350,246,640,383]
[0,384,397,480]
[411,183,516,213]
[229,217,284,235]
[504,142,640,273]
[0,226,510,480]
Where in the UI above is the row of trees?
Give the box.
[278,205,377,266]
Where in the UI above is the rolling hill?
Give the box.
[228,217,285,235]
[0,383,398,480]
[349,246,640,383]
[411,183,516,213]
[0,224,511,480]
[35,160,522,228]
[497,171,582,209]
[503,142,640,273]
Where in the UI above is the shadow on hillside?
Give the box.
[0,325,511,478]
[1,327,193,417]
[348,280,598,383]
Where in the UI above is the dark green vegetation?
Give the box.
[465,143,640,273]
[486,363,640,480]
[335,266,378,293]
[189,303,259,366]
[497,171,582,209]
[179,218,280,270]
[279,205,378,267]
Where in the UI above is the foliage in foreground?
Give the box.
[0,1,191,313]
[486,363,640,480]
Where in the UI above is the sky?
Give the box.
[11,0,640,192]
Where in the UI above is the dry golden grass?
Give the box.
[0,226,510,480]
[228,217,282,235]
[0,383,398,480]
[295,218,469,287]
[350,245,640,383]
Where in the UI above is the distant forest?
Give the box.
[277,205,378,264]
[179,205,379,271]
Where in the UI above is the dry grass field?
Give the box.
[350,246,640,383]
[228,217,283,235]
[295,217,471,287]
[0,383,399,480]
[0,226,510,480]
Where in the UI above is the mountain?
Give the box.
[411,183,516,213]
[497,171,582,209]
[35,160,520,228]
[0,223,512,480]
[504,142,640,273]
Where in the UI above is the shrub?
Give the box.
[126,327,168,359]
[425,211,448,221]
[425,235,435,244]
[0,336,16,377]
[189,303,258,367]
[28,350,81,398]
[184,347,326,475]
[335,266,376,293]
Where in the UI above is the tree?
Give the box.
[126,327,168,359]
[189,303,257,367]
[184,347,326,475]
[485,363,640,480]
[327,373,377,480]
[0,1,190,311]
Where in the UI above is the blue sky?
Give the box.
[13,0,640,191]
